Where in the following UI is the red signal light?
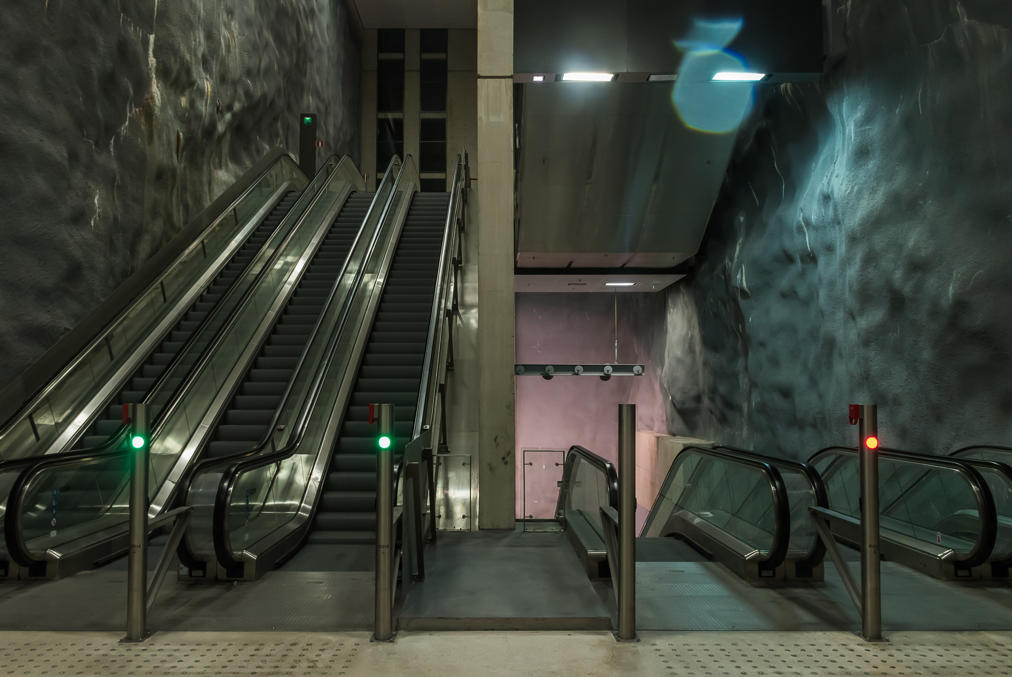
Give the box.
[864,435,880,450]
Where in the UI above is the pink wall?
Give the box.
[514,293,666,518]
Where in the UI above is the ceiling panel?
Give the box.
[352,0,476,28]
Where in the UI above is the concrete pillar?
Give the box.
[403,29,421,166]
[476,0,515,529]
[360,29,378,190]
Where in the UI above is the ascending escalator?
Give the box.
[202,193,373,461]
[313,193,449,545]
[77,192,301,452]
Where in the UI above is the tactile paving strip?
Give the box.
[0,633,364,676]
[646,632,1012,676]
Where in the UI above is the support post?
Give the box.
[373,403,394,641]
[124,403,149,642]
[857,404,882,641]
[616,404,637,641]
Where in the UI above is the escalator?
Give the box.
[0,154,369,578]
[558,439,1006,584]
[313,193,448,545]
[201,193,373,462]
[76,192,300,453]
[180,154,465,580]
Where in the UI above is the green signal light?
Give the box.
[131,435,146,450]
[303,116,313,125]
[377,435,392,450]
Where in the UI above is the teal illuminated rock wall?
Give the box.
[661,0,1012,456]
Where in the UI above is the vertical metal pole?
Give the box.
[125,403,149,642]
[374,403,394,641]
[617,404,637,641]
[858,404,882,641]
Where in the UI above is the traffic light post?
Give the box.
[125,403,150,642]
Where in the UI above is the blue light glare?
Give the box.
[672,50,755,134]
[673,18,744,51]
[668,17,758,134]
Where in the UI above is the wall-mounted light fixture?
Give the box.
[605,282,636,287]
[532,75,546,82]
[647,73,677,82]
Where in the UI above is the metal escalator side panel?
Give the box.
[0,154,308,465]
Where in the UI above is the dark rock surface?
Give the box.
[661,0,1012,457]
[0,0,359,381]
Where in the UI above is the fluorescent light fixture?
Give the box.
[562,72,614,82]
[647,73,677,82]
[532,75,545,82]
[712,71,766,82]
[605,282,636,287]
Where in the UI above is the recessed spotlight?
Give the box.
[532,75,545,82]
[647,74,677,82]
[562,72,614,82]
[712,71,766,82]
[605,282,636,287]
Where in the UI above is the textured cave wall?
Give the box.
[515,293,666,517]
[0,0,359,381]
[662,0,1012,459]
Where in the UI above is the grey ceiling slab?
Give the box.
[516,83,738,269]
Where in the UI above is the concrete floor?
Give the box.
[0,630,1010,676]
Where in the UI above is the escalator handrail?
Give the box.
[0,156,341,472]
[411,154,465,441]
[556,445,620,522]
[0,148,296,435]
[712,444,828,569]
[951,444,1012,457]
[1,156,348,569]
[16,157,343,467]
[182,155,398,483]
[809,445,998,567]
[201,156,409,571]
[654,445,792,571]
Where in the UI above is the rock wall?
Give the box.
[661,0,1012,458]
[0,0,359,381]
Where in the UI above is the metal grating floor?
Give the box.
[0,630,1009,676]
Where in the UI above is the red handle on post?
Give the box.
[368,403,375,424]
[848,404,860,425]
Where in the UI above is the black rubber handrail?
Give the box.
[712,444,828,570]
[654,445,792,572]
[197,157,407,573]
[809,446,998,568]
[882,445,1012,565]
[1,156,344,571]
[556,445,620,522]
[951,444,1012,458]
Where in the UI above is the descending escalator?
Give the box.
[201,193,374,461]
[76,192,301,452]
[312,192,449,545]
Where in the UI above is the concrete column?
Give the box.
[403,29,421,167]
[360,29,378,190]
[476,0,515,529]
